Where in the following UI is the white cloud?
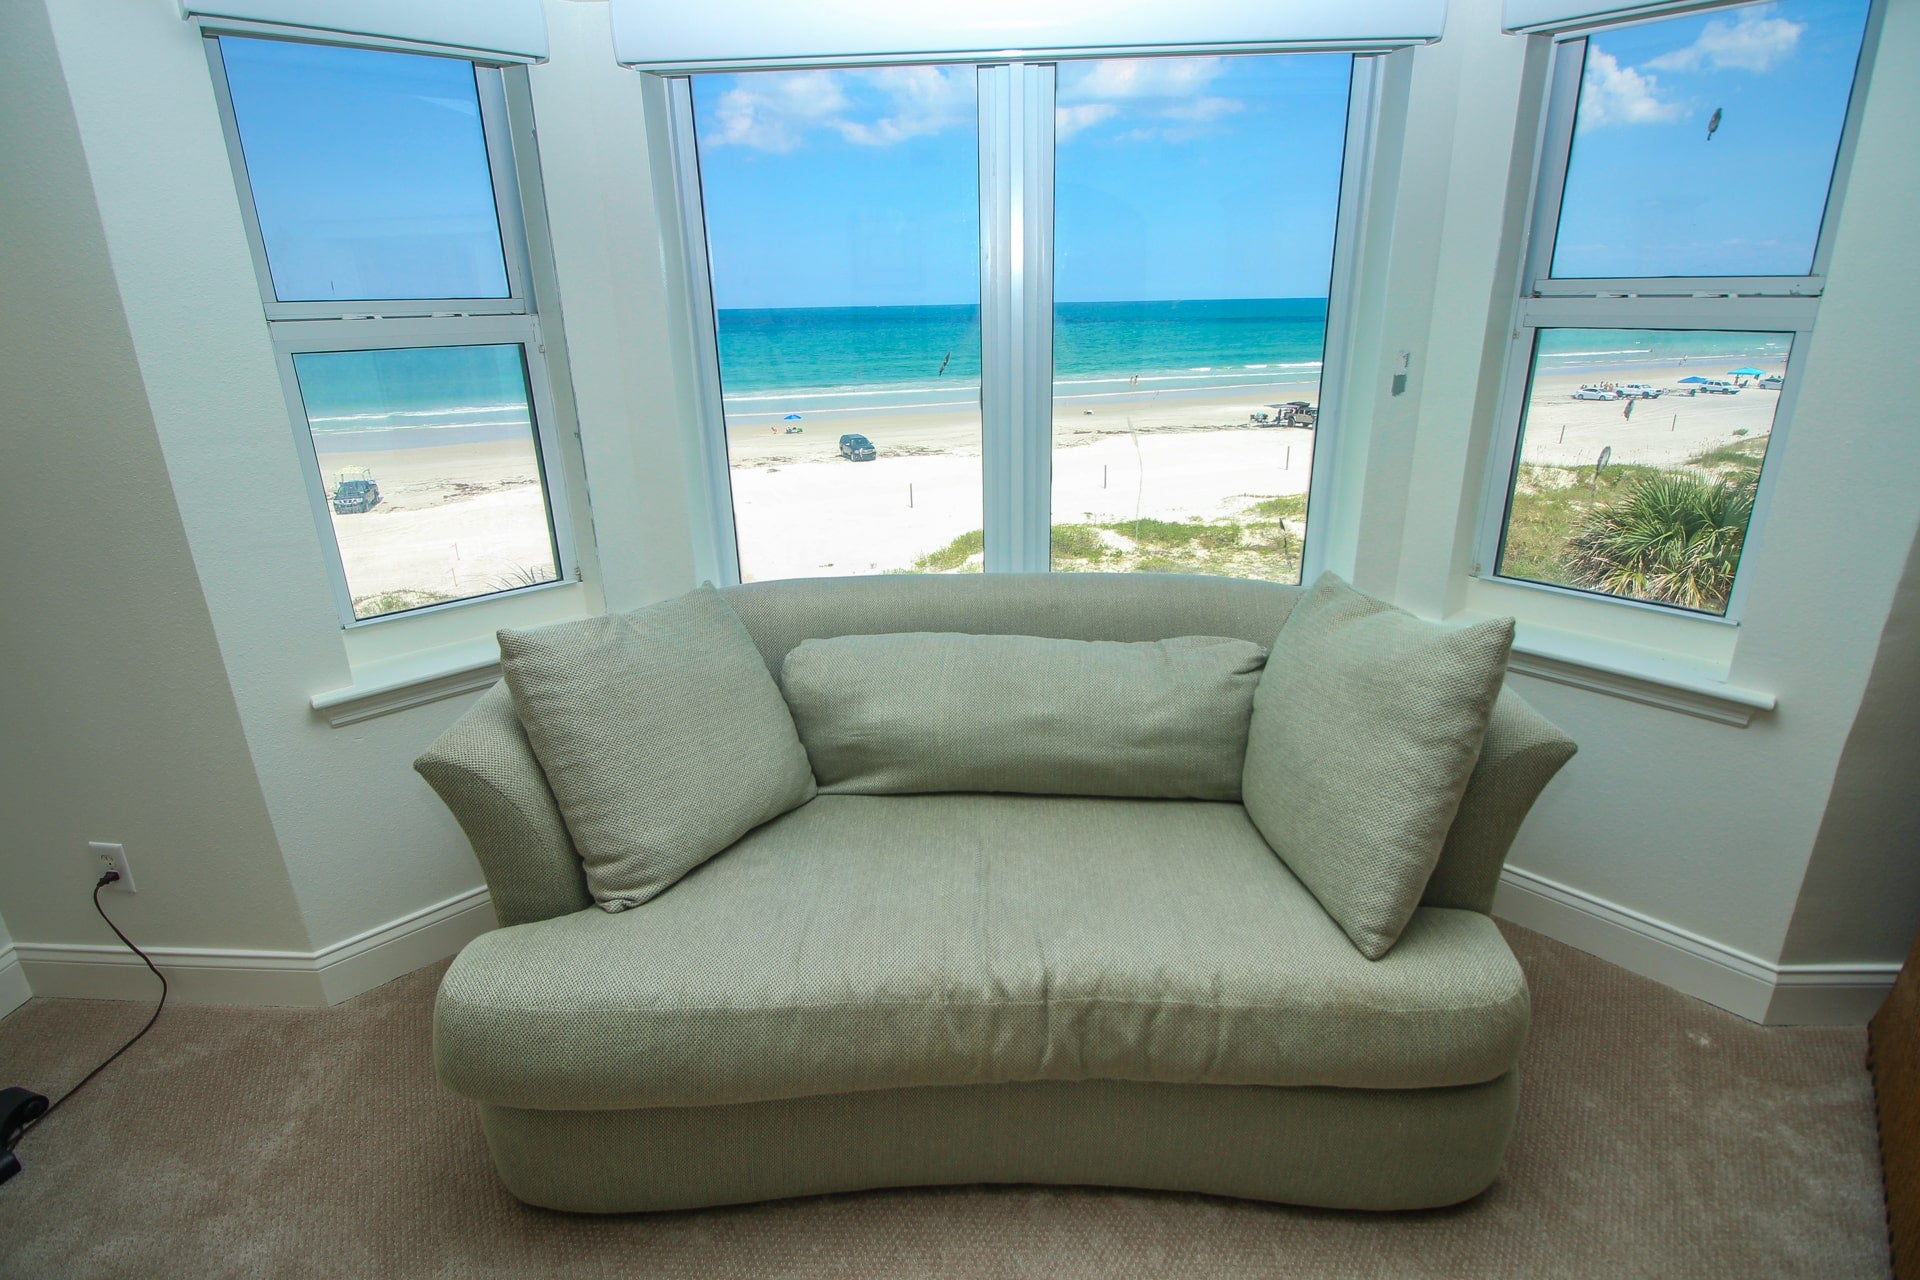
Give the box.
[1058,57,1225,103]
[1055,103,1119,142]
[702,67,972,151]
[1055,57,1244,144]
[706,71,849,152]
[1577,50,1684,128]
[1646,9,1804,72]
[834,66,973,146]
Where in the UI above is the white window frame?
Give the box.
[1475,1,1885,624]
[661,51,1383,586]
[205,31,582,626]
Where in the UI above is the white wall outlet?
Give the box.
[89,841,135,893]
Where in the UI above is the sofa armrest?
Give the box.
[1423,688,1577,914]
[415,682,592,928]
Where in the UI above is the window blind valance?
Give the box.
[180,0,549,62]
[609,0,1449,72]
[1502,0,1730,35]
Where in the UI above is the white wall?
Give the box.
[2,0,1914,1018]
[0,0,313,994]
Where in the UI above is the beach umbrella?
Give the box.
[1678,376,1710,384]
[1728,368,1766,377]
[784,413,802,420]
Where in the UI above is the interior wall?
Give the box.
[0,0,311,957]
[1779,519,1920,967]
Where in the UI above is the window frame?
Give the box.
[204,31,583,628]
[1475,2,1885,624]
[661,51,1384,587]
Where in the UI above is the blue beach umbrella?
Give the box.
[1678,376,1710,384]
[1728,367,1766,377]
[784,413,802,420]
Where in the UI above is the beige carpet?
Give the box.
[0,922,1889,1279]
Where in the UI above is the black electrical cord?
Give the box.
[0,871,168,1183]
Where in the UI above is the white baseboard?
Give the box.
[314,887,496,1005]
[0,945,31,1019]
[1495,865,1900,1027]
[14,887,495,1009]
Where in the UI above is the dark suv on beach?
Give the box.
[330,474,381,514]
[839,433,877,461]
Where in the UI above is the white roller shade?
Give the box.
[611,0,1450,72]
[1503,0,1728,35]
[181,0,549,62]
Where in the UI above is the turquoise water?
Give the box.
[717,298,1330,420]
[1534,329,1794,376]
[295,344,533,447]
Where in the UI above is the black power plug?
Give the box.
[0,1087,51,1184]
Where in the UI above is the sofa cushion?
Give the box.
[497,585,817,912]
[781,632,1267,800]
[435,794,1530,1111]
[1243,573,1514,960]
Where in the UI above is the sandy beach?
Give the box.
[1516,366,1785,469]
[314,435,556,614]
[303,357,1786,601]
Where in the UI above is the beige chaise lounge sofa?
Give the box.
[418,573,1575,1213]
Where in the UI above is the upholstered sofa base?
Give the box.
[476,1071,1520,1214]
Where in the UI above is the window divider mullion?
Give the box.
[977,62,1056,574]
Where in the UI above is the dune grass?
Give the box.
[908,493,1308,582]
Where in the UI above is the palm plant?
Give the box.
[1564,470,1757,612]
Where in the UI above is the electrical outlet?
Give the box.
[89,842,135,893]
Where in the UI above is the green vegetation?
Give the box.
[1499,434,1766,613]
[904,492,1310,583]
[910,528,984,572]
[1565,471,1756,613]
[353,588,454,618]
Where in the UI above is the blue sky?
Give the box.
[1555,0,1870,278]
[692,55,1351,310]
[221,36,509,301]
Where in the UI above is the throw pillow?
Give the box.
[497,585,817,911]
[782,632,1267,800]
[1243,573,1513,959]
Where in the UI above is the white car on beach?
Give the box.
[1572,387,1617,401]
[1617,383,1663,398]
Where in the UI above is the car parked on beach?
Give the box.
[329,469,381,514]
[1572,387,1617,401]
[1617,383,1663,398]
[1759,374,1784,390]
[839,433,877,461]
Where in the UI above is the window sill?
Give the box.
[310,637,504,727]
[1504,625,1775,727]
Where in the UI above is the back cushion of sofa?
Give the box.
[781,632,1266,800]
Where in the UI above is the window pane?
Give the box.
[220,37,511,301]
[1551,0,1870,279]
[690,68,982,581]
[291,346,558,619]
[1050,54,1350,582]
[1495,329,1790,614]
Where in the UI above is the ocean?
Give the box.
[715,298,1329,423]
[291,306,1794,447]
[1533,329,1795,377]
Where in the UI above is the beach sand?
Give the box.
[302,359,1787,599]
[314,436,556,613]
[1516,366,1785,469]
